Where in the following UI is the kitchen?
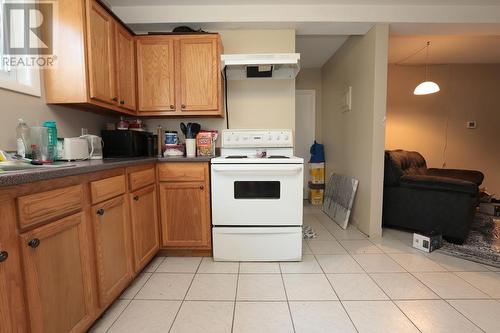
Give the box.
[0,1,303,332]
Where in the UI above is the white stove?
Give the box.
[211,129,303,261]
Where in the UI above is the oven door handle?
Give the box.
[212,165,303,174]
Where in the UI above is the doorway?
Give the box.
[295,89,316,199]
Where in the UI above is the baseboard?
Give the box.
[158,248,212,257]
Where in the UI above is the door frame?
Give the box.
[295,89,316,199]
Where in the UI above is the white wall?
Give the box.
[144,29,296,138]
[321,24,389,238]
[0,86,115,151]
[386,63,500,194]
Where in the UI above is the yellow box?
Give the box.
[309,189,324,205]
[309,163,325,184]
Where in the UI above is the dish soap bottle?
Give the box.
[16,119,31,158]
[43,121,58,161]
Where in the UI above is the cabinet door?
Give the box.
[136,37,176,113]
[20,212,94,333]
[92,195,132,307]
[130,185,159,272]
[115,24,136,112]
[178,37,219,111]
[159,182,211,248]
[87,0,117,105]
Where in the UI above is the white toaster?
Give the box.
[59,137,89,160]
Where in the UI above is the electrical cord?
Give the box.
[224,66,229,129]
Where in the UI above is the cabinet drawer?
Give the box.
[17,184,84,229]
[129,167,155,191]
[158,163,206,182]
[91,175,126,204]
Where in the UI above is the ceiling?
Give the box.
[107,0,500,5]
[389,35,500,64]
[296,35,348,68]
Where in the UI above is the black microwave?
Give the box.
[101,130,156,158]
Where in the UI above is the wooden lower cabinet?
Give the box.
[92,195,133,307]
[158,163,211,250]
[20,212,94,333]
[130,185,159,272]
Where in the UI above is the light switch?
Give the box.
[466,121,477,129]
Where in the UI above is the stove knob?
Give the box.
[235,136,239,141]
[284,135,289,141]
[226,136,231,141]
[276,135,281,141]
[267,135,273,141]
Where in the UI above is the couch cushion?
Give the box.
[384,150,427,186]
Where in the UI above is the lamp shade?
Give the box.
[414,81,440,95]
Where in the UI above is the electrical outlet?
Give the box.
[466,121,476,129]
[81,128,88,136]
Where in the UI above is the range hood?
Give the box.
[221,53,300,80]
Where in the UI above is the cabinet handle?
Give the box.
[181,104,186,109]
[96,208,105,216]
[120,100,125,105]
[112,97,118,102]
[0,251,8,262]
[133,196,139,201]
[28,239,40,249]
[199,185,204,190]
[169,105,175,110]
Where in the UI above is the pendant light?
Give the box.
[413,41,440,95]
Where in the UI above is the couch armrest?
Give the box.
[400,174,478,195]
[427,168,484,185]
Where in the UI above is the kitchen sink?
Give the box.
[0,161,76,173]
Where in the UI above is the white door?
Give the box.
[295,90,316,199]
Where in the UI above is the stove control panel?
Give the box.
[221,129,293,148]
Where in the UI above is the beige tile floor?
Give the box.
[90,205,500,333]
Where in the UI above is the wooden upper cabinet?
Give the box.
[178,37,220,112]
[115,24,137,112]
[136,37,176,113]
[87,0,117,105]
[20,212,95,333]
[92,195,132,308]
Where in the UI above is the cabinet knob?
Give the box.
[96,208,105,216]
[120,100,125,105]
[181,104,186,109]
[28,239,40,249]
[0,251,8,262]
[169,105,175,110]
[199,185,204,190]
[133,196,139,201]
[112,97,118,102]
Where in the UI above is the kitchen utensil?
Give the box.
[180,122,201,139]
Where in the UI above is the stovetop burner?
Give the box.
[267,155,290,159]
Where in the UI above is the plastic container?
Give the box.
[43,121,58,161]
[16,119,31,158]
[30,126,49,162]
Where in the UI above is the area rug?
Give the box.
[439,212,500,268]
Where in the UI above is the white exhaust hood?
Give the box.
[221,53,300,80]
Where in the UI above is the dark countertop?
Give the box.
[0,156,214,187]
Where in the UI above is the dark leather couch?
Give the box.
[383,150,484,244]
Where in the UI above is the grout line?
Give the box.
[230,262,240,333]
[166,256,203,333]
[279,258,297,333]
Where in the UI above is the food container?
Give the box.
[196,130,218,157]
[165,131,179,145]
[30,126,49,162]
[309,162,325,184]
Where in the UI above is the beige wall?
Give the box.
[296,68,322,140]
[386,63,500,194]
[0,87,114,151]
[144,29,296,137]
[321,24,389,237]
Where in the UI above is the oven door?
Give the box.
[211,163,303,226]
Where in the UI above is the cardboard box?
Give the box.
[309,188,324,205]
[412,232,443,253]
[479,202,500,217]
[309,162,325,184]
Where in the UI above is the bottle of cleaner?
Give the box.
[43,121,58,161]
[16,119,31,158]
